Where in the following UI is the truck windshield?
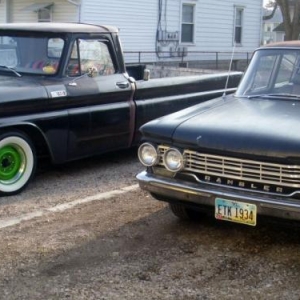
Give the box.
[236,49,300,98]
[0,35,64,75]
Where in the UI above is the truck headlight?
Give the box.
[138,143,159,166]
[163,148,184,172]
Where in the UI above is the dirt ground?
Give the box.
[0,186,300,300]
[0,150,299,300]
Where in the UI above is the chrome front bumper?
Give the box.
[136,171,300,222]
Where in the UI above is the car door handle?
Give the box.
[116,81,130,89]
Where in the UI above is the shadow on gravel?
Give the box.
[2,204,300,299]
[41,208,300,278]
[36,147,139,175]
[0,147,139,205]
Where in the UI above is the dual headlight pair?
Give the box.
[138,143,184,172]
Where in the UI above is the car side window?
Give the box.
[251,55,277,92]
[66,39,115,77]
[274,53,297,88]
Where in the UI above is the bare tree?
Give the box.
[264,0,300,40]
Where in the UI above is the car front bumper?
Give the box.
[136,170,300,222]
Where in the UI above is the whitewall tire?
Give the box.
[0,133,36,195]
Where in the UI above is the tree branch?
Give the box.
[263,2,278,20]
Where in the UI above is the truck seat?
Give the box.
[67,64,79,76]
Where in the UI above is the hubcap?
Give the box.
[0,145,22,181]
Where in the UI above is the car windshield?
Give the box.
[0,35,64,75]
[235,48,300,99]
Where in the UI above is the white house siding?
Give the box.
[0,0,263,65]
[0,1,8,22]
[80,0,158,54]
[80,0,263,63]
[196,0,263,52]
[8,0,78,23]
[0,4,5,23]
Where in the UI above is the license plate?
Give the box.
[215,198,257,226]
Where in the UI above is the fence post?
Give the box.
[138,52,141,64]
[216,52,219,70]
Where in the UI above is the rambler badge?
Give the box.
[204,175,284,194]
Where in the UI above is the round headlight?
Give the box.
[138,143,159,167]
[163,148,184,172]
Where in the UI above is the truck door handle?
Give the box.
[116,81,130,89]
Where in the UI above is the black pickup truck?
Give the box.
[0,22,241,195]
[137,41,300,226]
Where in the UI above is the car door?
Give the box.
[66,36,133,160]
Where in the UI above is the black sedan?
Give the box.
[137,41,300,226]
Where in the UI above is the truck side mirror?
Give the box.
[143,69,150,81]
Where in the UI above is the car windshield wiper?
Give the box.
[0,65,21,77]
[247,93,300,100]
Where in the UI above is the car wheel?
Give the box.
[0,132,36,195]
[169,203,199,220]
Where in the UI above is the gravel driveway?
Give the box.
[0,149,299,300]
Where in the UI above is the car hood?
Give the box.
[141,95,300,161]
[0,75,48,102]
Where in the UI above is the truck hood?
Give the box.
[0,75,48,102]
[141,95,300,161]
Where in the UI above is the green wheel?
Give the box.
[0,133,36,195]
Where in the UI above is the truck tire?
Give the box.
[0,132,36,195]
[169,203,199,220]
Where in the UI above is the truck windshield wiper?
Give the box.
[0,65,21,77]
[247,93,300,100]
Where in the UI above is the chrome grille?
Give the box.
[157,146,300,188]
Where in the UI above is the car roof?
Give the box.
[0,22,118,34]
[261,40,300,49]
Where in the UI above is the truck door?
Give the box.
[66,37,134,160]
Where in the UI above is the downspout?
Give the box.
[260,0,264,46]
[67,0,81,22]
[5,0,10,23]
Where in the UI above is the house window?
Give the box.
[181,3,195,43]
[38,7,52,22]
[234,7,244,45]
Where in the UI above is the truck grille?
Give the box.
[158,146,300,188]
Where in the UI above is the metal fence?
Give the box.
[124,50,253,72]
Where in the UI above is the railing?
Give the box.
[124,50,253,72]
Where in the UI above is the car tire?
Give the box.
[169,203,199,220]
[0,132,36,195]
